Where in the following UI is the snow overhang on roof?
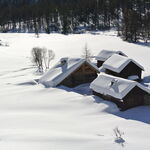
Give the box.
[103,54,144,73]
[95,50,127,61]
[90,73,150,99]
[39,58,100,87]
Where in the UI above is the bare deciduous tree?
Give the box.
[32,47,43,72]
[43,48,55,70]
[31,47,55,72]
[48,50,55,68]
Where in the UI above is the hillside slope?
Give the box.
[0,31,150,150]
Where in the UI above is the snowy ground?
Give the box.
[0,31,150,150]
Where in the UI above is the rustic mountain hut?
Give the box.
[39,58,100,88]
[96,50,127,67]
[90,73,150,110]
[102,54,144,80]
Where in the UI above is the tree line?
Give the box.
[0,0,150,42]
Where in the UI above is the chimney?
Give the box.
[110,79,119,93]
[60,57,68,66]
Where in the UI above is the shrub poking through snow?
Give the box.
[0,40,9,47]
[113,127,125,147]
[31,47,55,73]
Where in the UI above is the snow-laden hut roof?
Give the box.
[39,57,100,87]
[103,54,144,73]
[90,73,150,99]
[95,50,127,61]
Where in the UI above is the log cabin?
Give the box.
[96,50,127,67]
[39,57,100,88]
[102,54,144,80]
[90,73,150,110]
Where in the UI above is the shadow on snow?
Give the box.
[16,80,150,124]
[134,41,150,48]
[141,75,150,87]
[116,106,150,124]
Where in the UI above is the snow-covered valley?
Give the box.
[0,31,150,150]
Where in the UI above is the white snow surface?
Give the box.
[39,58,99,87]
[103,54,144,73]
[128,75,139,81]
[0,31,150,150]
[95,49,127,61]
[90,73,150,99]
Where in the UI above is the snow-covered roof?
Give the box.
[90,73,150,99]
[103,54,144,73]
[39,58,100,87]
[128,75,139,81]
[96,50,127,61]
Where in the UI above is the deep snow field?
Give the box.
[0,31,150,150]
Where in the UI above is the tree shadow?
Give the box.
[15,80,38,86]
[134,41,150,48]
[12,67,34,73]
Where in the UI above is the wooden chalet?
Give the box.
[102,54,144,80]
[90,73,150,110]
[95,50,127,68]
[39,58,100,88]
